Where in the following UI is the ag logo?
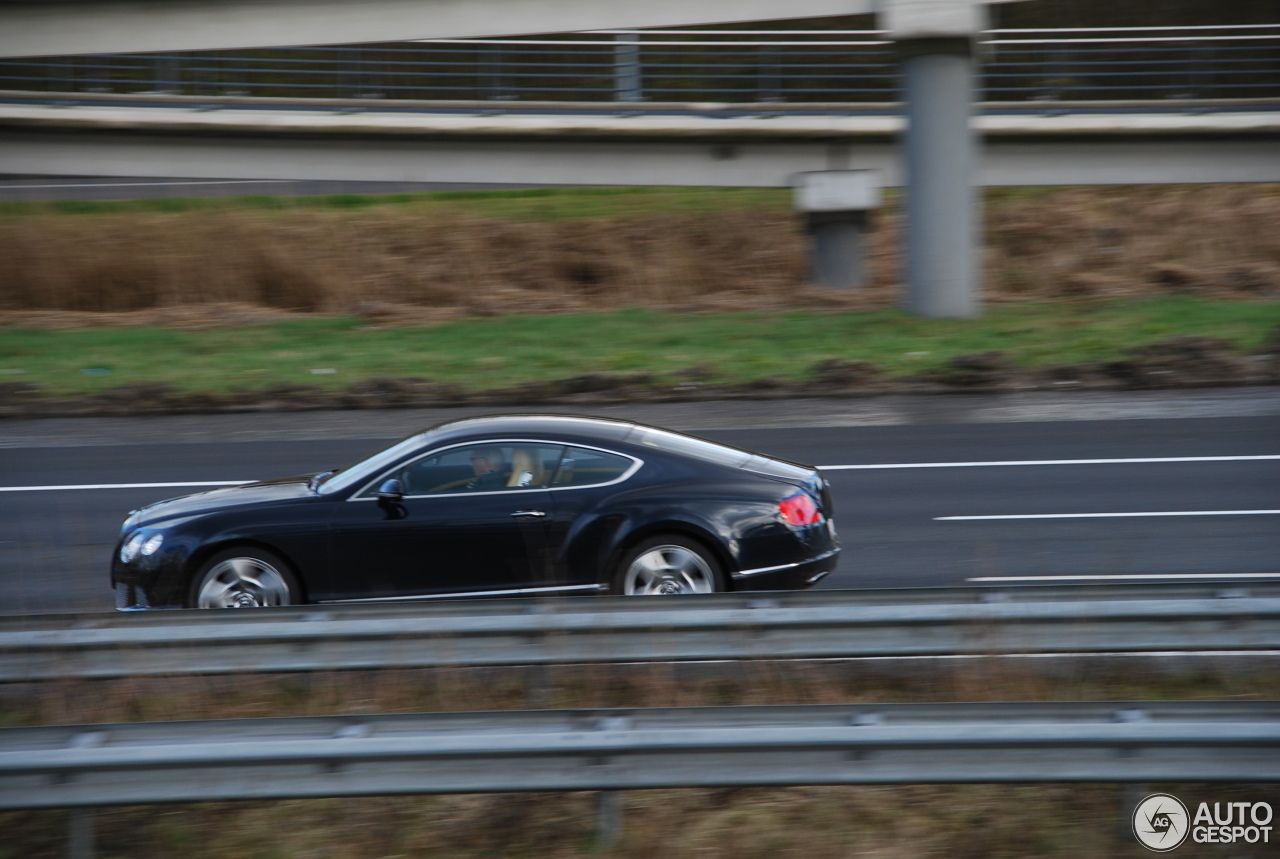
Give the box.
[1133,794,1190,852]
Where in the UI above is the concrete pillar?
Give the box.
[614,34,643,102]
[885,0,983,318]
[794,170,881,289]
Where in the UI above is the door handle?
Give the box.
[511,509,548,519]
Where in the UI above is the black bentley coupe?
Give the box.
[111,414,840,609]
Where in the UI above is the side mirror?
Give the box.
[376,478,404,503]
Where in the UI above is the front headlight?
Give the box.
[119,531,146,564]
[141,533,164,556]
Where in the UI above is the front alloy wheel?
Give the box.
[191,549,297,608]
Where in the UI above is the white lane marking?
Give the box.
[938,510,1280,521]
[820,455,1280,470]
[969,573,1280,581]
[4,180,294,190]
[0,481,252,492]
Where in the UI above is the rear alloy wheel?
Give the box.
[189,547,298,609]
[614,535,722,596]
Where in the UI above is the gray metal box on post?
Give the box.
[884,0,983,318]
[794,170,881,289]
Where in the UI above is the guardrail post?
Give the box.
[793,170,881,289]
[615,34,643,102]
[595,790,624,847]
[884,0,983,318]
[484,44,506,101]
[153,55,179,95]
[525,664,552,708]
[68,808,95,859]
[1119,783,1150,841]
[757,44,782,102]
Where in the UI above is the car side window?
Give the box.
[360,443,564,496]
[551,446,635,488]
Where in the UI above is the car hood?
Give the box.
[128,475,315,527]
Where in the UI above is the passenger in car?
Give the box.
[506,447,546,488]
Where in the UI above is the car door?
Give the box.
[325,442,564,601]
[539,444,643,589]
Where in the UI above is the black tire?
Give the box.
[610,534,724,596]
[187,546,300,609]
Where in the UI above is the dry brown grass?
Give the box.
[984,185,1280,302]
[2,186,1278,328]
[9,658,1275,729]
[3,659,1276,858]
[4,783,1173,859]
[0,208,813,321]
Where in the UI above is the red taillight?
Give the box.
[778,493,822,527]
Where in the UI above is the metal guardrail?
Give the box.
[1,26,1276,104]
[4,583,1278,682]
[2,701,1277,808]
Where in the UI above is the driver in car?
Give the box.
[466,446,509,490]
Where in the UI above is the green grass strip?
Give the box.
[1,297,1276,398]
[0,186,793,223]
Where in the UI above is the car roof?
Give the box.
[425,414,810,478]
[426,414,637,446]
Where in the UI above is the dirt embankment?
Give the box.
[1,185,1279,326]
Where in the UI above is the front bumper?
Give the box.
[112,555,187,610]
[114,582,150,610]
[113,582,183,610]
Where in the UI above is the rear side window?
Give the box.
[552,446,635,488]
[626,426,751,468]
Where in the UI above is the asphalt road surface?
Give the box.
[1,388,1277,615]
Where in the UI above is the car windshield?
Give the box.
[315,432,432,495]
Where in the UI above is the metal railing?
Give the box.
[3,701,1277,809]
[5,583,1278,682]
[1,26,1277,104]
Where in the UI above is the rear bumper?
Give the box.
[730,547,840,591]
